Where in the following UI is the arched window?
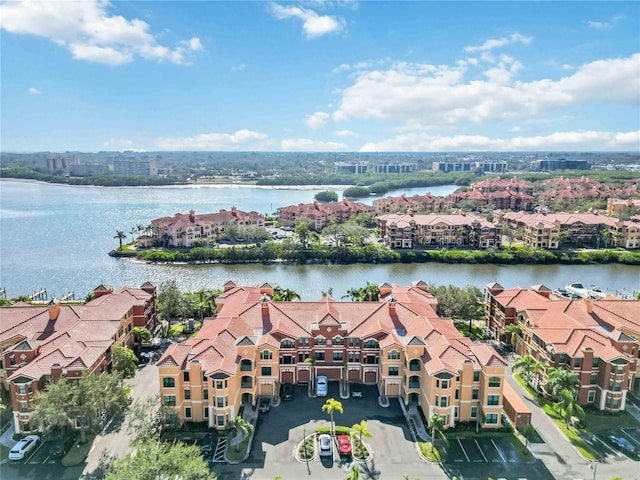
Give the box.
[241,376,252,388]
[333,336,344,346]
[388,349,400,360]
[409,376,420,388]
[364,339,379,349]
[281,339,294,349]
[240,359,252,371]
[260,349,272,360]
[315,336,326,346]
[409,359,421,371]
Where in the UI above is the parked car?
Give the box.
[350,382,363,398]
[9,435,39,461]
[316,376,328,396]
[138,351,152,364]
[48,436,73,458]
[259,397,271,412]
[337,434,352,456]
[280,383,294,400]
[608,435,636,454]
[318,434,332,457]
[194,438,213,458]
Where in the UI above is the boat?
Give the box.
[564,282,607,299]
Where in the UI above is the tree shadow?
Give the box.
[80,448,114,480]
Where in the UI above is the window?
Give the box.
[299,337,310,348]
[216,380,225,389]
[315,336,326,346]
[203,389,208,400]
[587,391,596,403]
[440,396,448,407]
[364,339,379,349]
[454,407,459,418]
[488,377,500,388]
[163,377,175,388]
[333,351,343,361]
[20,401,28,413]
[315,351,325,361]
[574,358,582,368]
[472,389,479,400]
[217,397,224,408]
[281,339,294,349]
[260,350,272,360]
[163,395,176,406]
[558,353,566,364]
[441,380,449,389]
[261,366,272,376]
[389,366,399,376]
[409,359,421,371]
[485,413,499,424]
[470,406,478,418]
[592,358,599,369]
[217,415,224,426]
[617,365,624,374]
[455,390,459,400]
[348,338,360,348]
[614,381,622,392]
[388,350,400,360]
[487,394,500,406]
[333,336,344,346]
[184,389,191,400]
[409,376,420,388]
[240,359,252,371]
[204,407,209,418]
[473,371,480,382]
[17,384,26,394]
[185,407,192,418]
[183,372,190,382]
[348,352,360,363]
[590,374,597,385]
[241,376,252,388]
[44,374,51,384]
[612,398,620,409]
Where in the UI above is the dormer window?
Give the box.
[388,349,401,360]
[281,339,295,349]
[260,349,273,360]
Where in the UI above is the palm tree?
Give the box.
[345,464,361,480]
[553,388,585,428]
[226,416,254,452]
[322,398,344,437]
[351,420,372,456]
[114,230,127,251]
[132,327,151,354]
[429,413,446,453]
[273,285,301,301]
[503,323,521,347]
[545,367,580,401]
[304,357,317,394]
[512,354,539,385]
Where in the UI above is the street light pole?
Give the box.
[303,428,310,475]
[589,460,597,480]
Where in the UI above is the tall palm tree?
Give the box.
[553,388,585,427]
[512,354,539,384]
[546,367,580,401]
[429,413,446,452]
[351,420,372,454]
[321,398,344,437]
[503,323,521,347]
[304,357,317,393]
[114,230,127,250]
[226,416,254,452]
[132,327,150,354]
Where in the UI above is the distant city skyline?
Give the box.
[1,1,639,153]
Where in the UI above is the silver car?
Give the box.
[316,375,328,396]
[9,435,39,461]
[318,434,332,457]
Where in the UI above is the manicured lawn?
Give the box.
[0,444,9,461]
[62,434,95,466]
[225,432,250,463]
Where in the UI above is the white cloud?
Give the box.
[28,87,41,95]
[304,111,330,128]
[231,63,246,72]
[334,129,356,137]
[464,33,532,53]
[333,53,640,127]
[154,129,272,151]
[586,15,624,30]
[359,130,640,152]
[281,138,347,151]
[103,137,133,149]
[0,0,203,66]
[268,3,345,38]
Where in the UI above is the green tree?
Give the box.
[321,220,345,246]
[226,416,254,453]
[343,281,380,301]
[351,420,372,453]
[322,398,344,437]
[545,367,580,400]
[111,344,138,378]
[295,222,312,249]
[114,230,127,250]
[512,354,539,385]
[345,464,361,480]
[33,372,129,443]
[304,356,317,393]
[429,413,446,451]
[126,396,171,445]
[315,190,339,202]
[553,388,585,427]
[273,285,301,302]
[132,327,151,353]
[157,280,182,322]
[503,323,521,347]
[105,437,215,480]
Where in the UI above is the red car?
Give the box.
[337,434,352,455]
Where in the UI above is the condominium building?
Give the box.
[379,213,502,249]
[372,193,448,215]
[0,283,157,434]
[156,282,507,431]
[150,208,265,248]
[277,199,374,231]
[485,284,640,410]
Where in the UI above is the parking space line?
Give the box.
[474,439,488,462]
[457,437,470,462]
[591,435,620,457]
[491,439,506,462]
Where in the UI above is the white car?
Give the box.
[9,435,39,460]
[316,375,328,396]
[318,434,332,457]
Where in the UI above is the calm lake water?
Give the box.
[1,179,638,301]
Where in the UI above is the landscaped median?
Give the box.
[296,426,373,464]
[513,373,640,460]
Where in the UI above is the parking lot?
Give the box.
[582,426,640,461]
[211,381,443,479]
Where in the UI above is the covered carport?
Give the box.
[503,382,531,428]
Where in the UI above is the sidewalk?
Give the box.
[398,398,429,441]
[0,423,16,448]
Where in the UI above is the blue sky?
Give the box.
[1,1,639,152]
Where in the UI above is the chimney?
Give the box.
[51,363,64,381]
[388,294,397,314]
[49,302,61,321]
[189,209,195,222]
[585,298,593,314]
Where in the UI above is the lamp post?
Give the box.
[303,428,310,475]
[589,460,598,480]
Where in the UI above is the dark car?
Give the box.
[608,435,636,454]
[195,438,213,458]
[48,438,72,458]
[280,383,294,400]
[259,397,271,413]
[350,382,363,398]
